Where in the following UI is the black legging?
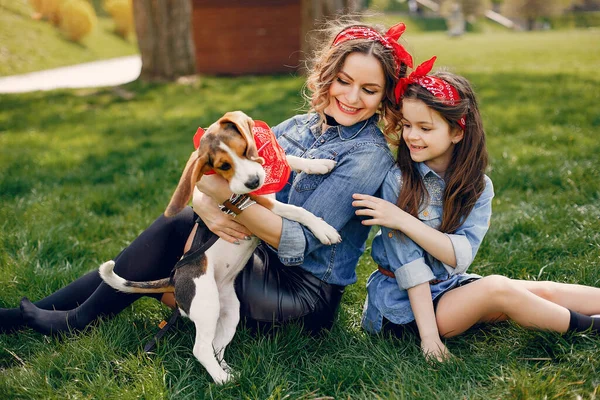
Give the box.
[11,208,196,335]
[3,207,344,335]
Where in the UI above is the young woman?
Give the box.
[354,57,600,361]
[2,21,412,336]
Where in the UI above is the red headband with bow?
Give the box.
[395,56,466,130]
[332,22,414,78]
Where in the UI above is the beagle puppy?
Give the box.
[99,111,340,384]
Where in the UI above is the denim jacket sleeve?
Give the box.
[278,142,393,265]
[378,168,436,290]
[442,175,494,276]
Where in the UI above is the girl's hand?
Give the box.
[420,336,452,363]
[192,188,252,244]
[352,193,406,230]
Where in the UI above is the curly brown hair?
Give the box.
[303,20,408,141]
[396,71,488,233]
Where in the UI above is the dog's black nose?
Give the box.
[245,175,261,190]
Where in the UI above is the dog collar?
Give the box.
[193,120,291,195]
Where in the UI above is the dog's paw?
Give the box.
[311,218,342,245]
[219,359,233,374]
[287,155,336,174]
[212,369,234,385]
[304,159,336,175]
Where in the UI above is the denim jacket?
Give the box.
[269,113,394,286]
[362,163,494,332]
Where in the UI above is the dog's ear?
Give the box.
[165,150,209,217]
[221,111,264,164]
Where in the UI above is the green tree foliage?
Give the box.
[440,0,488,20]
[457,0,489,17]
[502,0,573,29]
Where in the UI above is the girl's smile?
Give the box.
[407,143,426,151]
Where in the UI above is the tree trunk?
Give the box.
[300,0,364,73]
[133,0,196,82]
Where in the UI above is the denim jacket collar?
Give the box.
[417,162,444,180]
[308,114,379,141]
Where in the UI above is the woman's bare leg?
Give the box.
[435,275,571,338]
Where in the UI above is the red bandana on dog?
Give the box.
[332,22,414,77]
[395,56,466,130]
[193,121,291,195]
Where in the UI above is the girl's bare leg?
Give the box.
[513,280,600,315]
[435,275,570,338]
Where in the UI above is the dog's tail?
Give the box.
[99,260,174,294]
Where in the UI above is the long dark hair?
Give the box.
[396,72,487,233]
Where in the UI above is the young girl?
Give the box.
[2,21,412,337]
[353,57,600,361]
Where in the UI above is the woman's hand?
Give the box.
[352,193,406,230]
[192,187,252,244]
[420,335,452,363]
[195,174,233,204]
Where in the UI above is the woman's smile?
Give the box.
[324,52,385,127]
[336,98,360,114]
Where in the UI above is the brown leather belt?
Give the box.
[377,265,443,284]
[378,265,395,278]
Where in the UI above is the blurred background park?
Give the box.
[0,0,599,399]
[1,0,600,77]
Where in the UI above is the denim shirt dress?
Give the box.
[362,163,495,333]
[269,113,395,287]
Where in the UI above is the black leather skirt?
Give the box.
[190,217,345,334]
[235,243,345,334]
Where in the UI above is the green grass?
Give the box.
[1,29,600,398]
[0,0,137,76]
